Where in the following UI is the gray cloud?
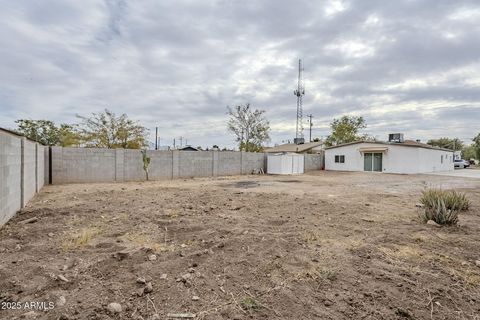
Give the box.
[0,0,479,148]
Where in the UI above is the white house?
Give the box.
[325,134,454,174]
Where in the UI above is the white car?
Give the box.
[454,159,470,168]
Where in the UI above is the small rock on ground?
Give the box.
[107,302,122,313]
[144,282,153,293]
[427,220,441,227]
[148,254,157,261]
[57,296,66,306]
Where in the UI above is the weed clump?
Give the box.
[420,188,469,225]
[240,297,262,311]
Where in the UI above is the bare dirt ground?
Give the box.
[1,171,480,320]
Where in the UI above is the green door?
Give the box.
[364,153,382,172]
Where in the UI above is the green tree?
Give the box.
[227,104,270,152]
[58,124,81,147]
[473,133,480,159]
[76,109,147,149]
[462,145,476,160]
[15,119,79,146]
[325,116,367,147]
[427,137,463,151]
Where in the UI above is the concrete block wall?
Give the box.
[242,152,267,174]
[49,147,323,185]
[0,132,22,226]
[0,131,46,226]
[22,139,37,207]
[217,151,241,176]
[44,147,50,184]
[38,144,45,190]
[52,147,116,183]
[304,152,324,171]
[148,150,174,180]
[51,147,269,184]
[179,151,214,178]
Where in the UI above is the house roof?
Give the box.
[264,141,324,153]
[325,140,453,152]
[179,146,198,151]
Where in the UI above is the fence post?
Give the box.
[240,151,243,175]
[35,143,38,193]
[115,149,125,182]
[172,150,180,179]
[20,138,25,208]
[212,150,218,177]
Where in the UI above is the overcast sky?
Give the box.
[1,0,479,148]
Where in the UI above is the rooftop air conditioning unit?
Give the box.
[388,133,404,143]
[294,137,305,145]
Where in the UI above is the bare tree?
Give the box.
[227,104,270,152]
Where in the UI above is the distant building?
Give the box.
[179,146,198,151]
[454,150,462,160]
[325,134,454,174]
[264,141,324,154]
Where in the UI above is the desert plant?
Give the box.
[141,149,150,181]
[62,227,102,251]
[240,297,262,311]
[420,188,470,225]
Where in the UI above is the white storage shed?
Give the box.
[267,153,304,175]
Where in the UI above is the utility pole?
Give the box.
[307,114,313,142]
[173,138,176,149]
[155,127,158,150]
[179,136,183,148]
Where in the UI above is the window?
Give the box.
[335,155,345,163]
[441,155,443,164]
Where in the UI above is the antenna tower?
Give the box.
[294,59,305,144]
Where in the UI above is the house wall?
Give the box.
[0,131,46,226]
[325,142,454,173]
[417,148,454,173]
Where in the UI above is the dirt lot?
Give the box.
[1,171,480,320]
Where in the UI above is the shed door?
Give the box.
[364,153,382,172]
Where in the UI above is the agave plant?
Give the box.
[420,188,470,225]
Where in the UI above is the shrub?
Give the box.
[141,149,151,181]
[240,297,261,311]
[420,188,469,225]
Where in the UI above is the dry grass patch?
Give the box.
[62,227,103,251]
[120,231,173,253]
[294,266,337,282]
